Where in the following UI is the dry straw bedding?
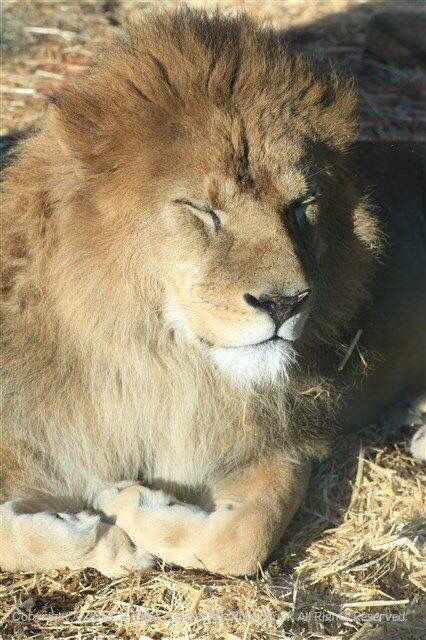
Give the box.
[2,427,425,639]
[1,1,425,639]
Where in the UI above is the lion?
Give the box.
[1,8,425,578]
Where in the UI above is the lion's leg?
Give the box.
[96,454,310,575]
[0,500,154,577]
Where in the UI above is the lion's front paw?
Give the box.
[1,502,155,577]
[94,483,207,554]
[94,483,176,518]
[95,482,203,518]
[93,481,140,512]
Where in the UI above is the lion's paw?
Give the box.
[13,507,101,561]
[93,481,143,513]
[93,483,207,553]
[94,483,176,518]
[95,482,203,518]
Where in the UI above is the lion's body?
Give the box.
[338,142,426,429]
[0,9,424,576]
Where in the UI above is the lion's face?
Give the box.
[153,130,327,386]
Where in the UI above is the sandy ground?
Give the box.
[1,2,425,639]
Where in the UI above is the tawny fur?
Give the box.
[1,8,385,576]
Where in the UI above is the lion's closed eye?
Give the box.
[174,198,221,233]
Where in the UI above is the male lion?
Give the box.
[1,9,425,577]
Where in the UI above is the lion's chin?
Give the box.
[210,339,296,387]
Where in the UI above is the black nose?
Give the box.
[244,289,311,327]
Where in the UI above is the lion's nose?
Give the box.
[243,289,311,328]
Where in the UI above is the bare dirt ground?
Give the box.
[1,2,425,639]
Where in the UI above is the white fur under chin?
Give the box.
[210,339,296,387]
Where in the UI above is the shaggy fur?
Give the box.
[1,8,384,576]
